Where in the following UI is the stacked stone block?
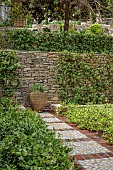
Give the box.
[15,51,60,108]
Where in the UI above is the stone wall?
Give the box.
[0,23,113,34]
[1,51,112,109]
[15,51,60,109]
[30,24,60,32]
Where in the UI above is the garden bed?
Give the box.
[0,98,75,170]
[58,103,113,145]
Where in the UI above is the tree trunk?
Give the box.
[64,0,70,31]
[112,0,113,17]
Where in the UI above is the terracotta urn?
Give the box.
[29,83,47,112]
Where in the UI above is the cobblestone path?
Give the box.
[38,112,113,170]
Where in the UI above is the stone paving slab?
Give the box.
[37,112,54,118]
[42,117,62,123]
[79,157,113,170]
[66,141,110,155]
[56,130,87,139]
[46,122,73,130]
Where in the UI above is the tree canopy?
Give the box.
[28,0,113,30]
[1,0,113,30]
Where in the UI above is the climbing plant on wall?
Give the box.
[0,50,20,96]
[56,52,113,104]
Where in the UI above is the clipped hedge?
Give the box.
[58,103,113,144]
[56,52,113,104]
[1,29,37,50]
[1,29,113,54]
[0,98,75,170]
[36,32,113,54]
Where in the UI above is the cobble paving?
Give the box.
[46,122,73,130]
[55,130,87,139]
[38,112,54,118]
[79,158,113,170]
[42,117,62,123]
[38,112,113,170]
[65,141,110,155]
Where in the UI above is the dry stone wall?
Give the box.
[2,51,112,109]
[15,51,60,108]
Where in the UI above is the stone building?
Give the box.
[0,0,28,26]
[0,1,11,22]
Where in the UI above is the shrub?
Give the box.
[0,98,75,170]
[87,23,104,35]
[58,103,113,144]
[31,83,44,92]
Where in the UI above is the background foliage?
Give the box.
[56,52,113,104]
[0,51,20,96]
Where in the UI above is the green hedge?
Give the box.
[1,29,37,50]
[0,98,75,170]
[1,29,113,54]
[56,52,113,104]
[36,32,113,54]
[58,103,113,144]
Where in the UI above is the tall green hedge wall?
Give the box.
[0,29,113,54]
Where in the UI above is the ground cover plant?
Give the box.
[58,103,113,145]
[1,29,113,54]
[0,97,76,170]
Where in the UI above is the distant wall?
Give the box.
[0,23,112,34]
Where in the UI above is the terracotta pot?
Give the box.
[30,91,47,112]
